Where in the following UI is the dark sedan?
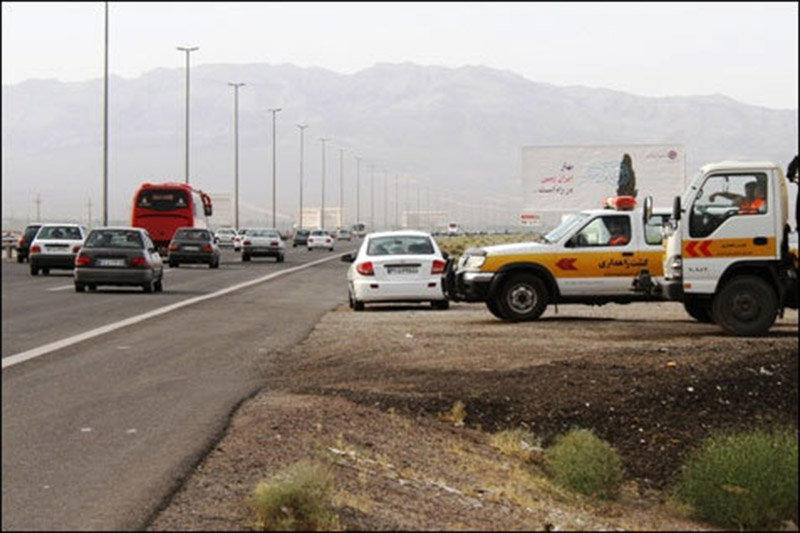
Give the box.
[293,229,310,247]
[167,227,220,268]
[15,223,42,263]
[74,227,164,293]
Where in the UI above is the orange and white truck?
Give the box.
[444,197,672,320]
[636,160,798,335]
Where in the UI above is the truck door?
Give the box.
[683,171,777,294]
[558,213,652,296]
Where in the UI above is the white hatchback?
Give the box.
[342,230,449,311]
[28,223,87,276]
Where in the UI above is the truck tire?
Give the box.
[712,276,777,336]
[683,297,714,323]
[496,273,548,321]
[485,298,506,319]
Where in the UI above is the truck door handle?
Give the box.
[753,237,768,245]
[622,252,634,257]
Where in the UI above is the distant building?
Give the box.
[301,207,341,229]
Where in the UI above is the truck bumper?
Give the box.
[444,268,493,302]
[663,280,684,301]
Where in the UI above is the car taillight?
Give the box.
[130,256,148,268]
[431,259,446,274]
[30,245,41,254]
[271,241,278,246]
[202,244,213,252]
[18,238,26,247]
[72,245,81,254]
[168,243,179,252]
[244,240,252,246]
[75,254,91,267]
[356,261,374,276]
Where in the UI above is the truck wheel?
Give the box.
[683,297,714,323]
[485,299,506,319]
[497,273,548,321]
[74,282,85,293]
[712,276,777,336]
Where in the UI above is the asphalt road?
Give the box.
[2,244,358,530]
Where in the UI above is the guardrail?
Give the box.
[3,239,18,260]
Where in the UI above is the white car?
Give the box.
[342,230,449,311]
[28,223,87,276]
[241,228,285,262]
[233,228,249,252]
[307,229,335,251]
[214,227,238,247]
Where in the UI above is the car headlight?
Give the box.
[665,255,682,279]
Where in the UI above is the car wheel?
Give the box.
[485,298,505,319]
[30,266,39,276]
[154,278,164,292]
[431,300,450,310]
[88,284,97,291]
[353,299,365,311]
[169,261,178,268]
[16,255,23,263]
[307,247,312,252]
[329,247,334,252]
[42,268,50,275]
[74,282,85,292]
[293,243,297,248]
[242,254,250,262]
[496,273,548,321]
[142,280,154,293]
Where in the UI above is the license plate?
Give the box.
[98,258,125,267]
[183,245,200,251]
[386,266,418,275]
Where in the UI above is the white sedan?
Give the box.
[241,228,285,262]
[342,230,450,311]
[307,229,335,251]
[28,223,87,276]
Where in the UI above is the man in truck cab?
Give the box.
[709,179,766,214]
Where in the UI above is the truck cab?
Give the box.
[657,160,798,335]
[446,197,671,320]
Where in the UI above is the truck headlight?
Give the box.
[665,255,682,278]
[459,248,487,272]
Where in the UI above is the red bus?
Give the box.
[131,182,213,251]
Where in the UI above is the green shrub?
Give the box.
[544,429,624,499]
[675,427,798,530]
[248,460,339,531]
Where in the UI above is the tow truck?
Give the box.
[445,197,672,320]
[635,160,798,336]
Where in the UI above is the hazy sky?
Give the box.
[2,1,798,110]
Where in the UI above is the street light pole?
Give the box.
[268,108,282,228]
[102,1,109,226]
[339,148,345,229]
[383,169,388,230]
[296,124,308,229]
[319,138,329,229]
[395,175,399,229]
[228,83,245,231]
[355,156,361,226]
[370,163,375,232]
[176,46,198,184]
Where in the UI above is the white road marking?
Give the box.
[47,285,74,292]
[3,252,352,370]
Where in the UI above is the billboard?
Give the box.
[521,144,685,230]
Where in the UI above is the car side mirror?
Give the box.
[643,196,653,225]
[341,253,355,263]
[672,196,682,222]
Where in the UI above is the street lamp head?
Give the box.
[228,82,245,88]
[297,123,308,129]
[177,46,199,52]
[267,108,282,114]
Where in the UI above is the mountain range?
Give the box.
[2,62,797,227]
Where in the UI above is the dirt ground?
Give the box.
[149,301,798,531]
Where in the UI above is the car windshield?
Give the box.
[85,230,143,249]
[541,213,591,244]
[37,226,83,240]
[175,229,211,241]
[311,230,328,236]
[250,230,279,238]
[367,235,435,256]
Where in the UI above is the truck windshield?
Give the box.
[542,213,590,243]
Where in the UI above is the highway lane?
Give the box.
[2,244,357,530]
[2,245,356,358]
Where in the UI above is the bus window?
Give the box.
[137,189,189,211]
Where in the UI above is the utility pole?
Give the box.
[395,175,399,229]
[339,148,345,229]
[267,108,282,228]
[228,82,245,231]
[319,138,329,229]
[383,170,388,230]
[87,197,92,229]
[102,1,109,226]
[296,124,308,229]
[34,192,41,221]
[176,46,199,184]
[355,156,361,226]
[370,163,375,232]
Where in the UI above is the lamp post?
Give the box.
[383,169,388,230]
[370,163,375,232]
[267,108,282,228]
[228,82,245,231]
[102,1,109,226]
[319,138,330,229]
[176,45,198,184]
[394,175,399,229]
[339,148,345,229]
[355,156,361,226]
[296,124,308,229]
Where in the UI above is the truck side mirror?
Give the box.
[672,196,682,222]
[643,196,653,225]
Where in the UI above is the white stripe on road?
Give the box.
[47,285,74,292]
[3,252,351,370]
